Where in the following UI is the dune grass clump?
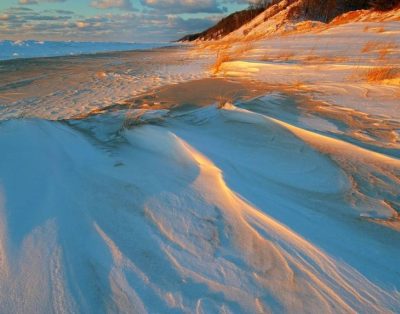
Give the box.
[211,42,255,74]
[212,51,232,73]
[365,66,400,83]
[361,41,397,60]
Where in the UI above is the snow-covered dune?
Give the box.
[0,96,399,312]
[199,6,400,120]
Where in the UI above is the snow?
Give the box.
[0,6,400,314]
[0,103,399,312]
[0,47,209,121]
[212,16,400,119]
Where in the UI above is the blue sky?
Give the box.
[0,0,249,42]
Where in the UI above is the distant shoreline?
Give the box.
[0,44,210,121]
[0,40,176,62]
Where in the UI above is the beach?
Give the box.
[0,21,400,313]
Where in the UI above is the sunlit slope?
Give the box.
[204,8,400,119]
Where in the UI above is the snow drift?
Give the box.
[0,97,399,313]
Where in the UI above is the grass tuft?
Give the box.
[365,66,400,82]
[211,42,255,74]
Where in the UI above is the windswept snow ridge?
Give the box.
[0,97,399,313]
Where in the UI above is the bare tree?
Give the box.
[369,0,399,10]
[248,0,271,10]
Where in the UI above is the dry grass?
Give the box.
[213,50,232,73]
[196,40,231,52]
[292,79,307,90]
[302,55,348,64]
[378,47,391,60]
[261,51,295,62]
[361,41,397,59]
[241,31,268,43]
[260,52,350,65]
[361,41,397,53]
[198,32,258,53]
[211,42,255,74]
[363,26,388,33]
[329,10,364,26]
[365,66,400,82]
[278,52,295,61]
[361,41,380,53]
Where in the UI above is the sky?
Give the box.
[0,0,251,42]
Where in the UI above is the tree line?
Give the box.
[249,0,399,21]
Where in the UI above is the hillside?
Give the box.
[179,7,266,41]
[180,0,400,41]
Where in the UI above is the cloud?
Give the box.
[19,0,66,4]
[140,0,224,14]
[75,21,90,28]
[1,0,231,42]
[6,7,34,12]
[54,10,75,15]
[90,0,134,10]
[0,14,12,20]
[0,7,218,42]
[18,0,38,4]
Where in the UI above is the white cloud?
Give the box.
[91,0,134,10]
[140,0,224,13]
[18,0,39,4]
[0,14,11,20]
[75,21,89,28]
[19,0,66,4]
